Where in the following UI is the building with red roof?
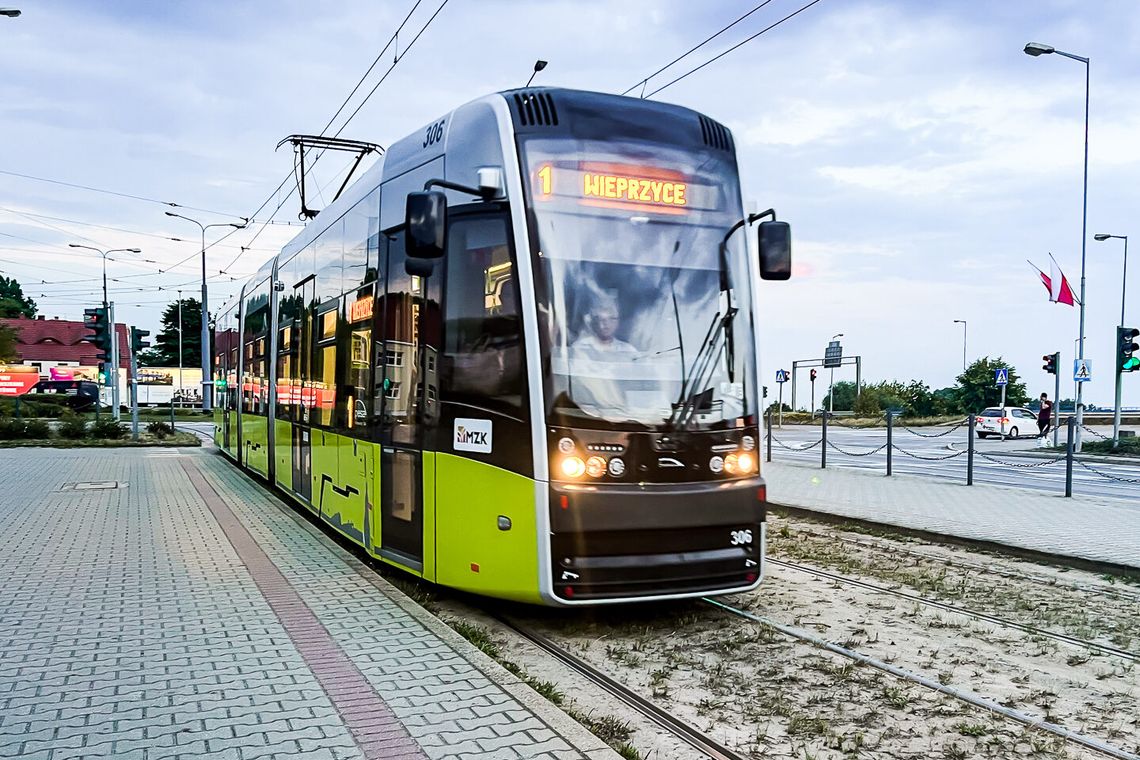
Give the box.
[1,315,129,377]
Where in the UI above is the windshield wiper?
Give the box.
[667,224,744,430]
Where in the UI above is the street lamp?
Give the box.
[1025,41,1090,450]
[953,320,967,371]
[165,212,247,412]
[828,333,843,413]
[1093,234,1128,326]
[67,244,142,313]
[68,244,141,419]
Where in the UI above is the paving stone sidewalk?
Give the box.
[0,447,617,760]
[764,461,1140,569]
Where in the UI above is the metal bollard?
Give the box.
[821,411,828,469]
[766,408,773,463]
[967,414,975,486]
[1065,416,1075,498]
[886,410,893,476]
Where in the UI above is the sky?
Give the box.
[1,0,1139,407]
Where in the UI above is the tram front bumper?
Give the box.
[548,478,765,601]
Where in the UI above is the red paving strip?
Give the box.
[180,458,427,760]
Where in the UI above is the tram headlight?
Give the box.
[742,435,756,451]
[608,457,626,477]
[709,455,724,473]
[585,456,607,478]
[558,437,576,454]
[724,451,756,475]
[560,456,586,478]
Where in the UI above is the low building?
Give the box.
[0,315,129,380]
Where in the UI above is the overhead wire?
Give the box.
[0,168,304,223]
[222,0,450,275]
[644,0,826,99]
[622,1,776,97]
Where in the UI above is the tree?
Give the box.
[953,357,1027,412]
[0,276,37,318]
[138,298,201,367]
[0,322,17,362]
[821,380,857,412]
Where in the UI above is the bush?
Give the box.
[0,418,51,440]
[89,419,126,440]
[57,414,89,440]
[0,397,71,418]
[24,419,50,439]
[146,421,173,439]
[0,419,26,439]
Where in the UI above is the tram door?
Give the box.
[291,276,314,503]
[377,232,441,569]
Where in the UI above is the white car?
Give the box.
[975,406,1039,439]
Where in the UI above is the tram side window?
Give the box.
[312,304,338,427]
[442,215,523,417]
[344,287,374,434]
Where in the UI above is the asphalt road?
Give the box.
[765,422,1140,500]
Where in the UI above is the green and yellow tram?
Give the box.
[213,88,791,605]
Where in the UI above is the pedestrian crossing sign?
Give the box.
[1074,358,1092,382]
[775,369,788,383]
[994,368,1009,386]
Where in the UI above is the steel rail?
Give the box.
[704,598,1140,760]
[768,558,1138,662]
[490,613,749,760]
[785,528,1140,605]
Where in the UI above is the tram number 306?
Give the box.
[730,529,753,546]
[423,120,445,148]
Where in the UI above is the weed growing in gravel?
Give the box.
[450,620,501,659]
[954,722,988,737]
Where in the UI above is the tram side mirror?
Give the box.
[406,191,447,259]
[758,220,792,281]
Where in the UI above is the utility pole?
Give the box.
[109,302,120,420]
[177,290,183,406]
[165,213,247,412]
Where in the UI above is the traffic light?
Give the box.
[131,327,150,354]
[1119,326,1140,373]
[810,369,817,383]
[1042,353,1057,374]
[83,307,112,363]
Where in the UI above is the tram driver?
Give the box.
[569,295,640,414]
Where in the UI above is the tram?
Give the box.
[213,88,792,605]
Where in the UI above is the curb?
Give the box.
[998,449,1140,467]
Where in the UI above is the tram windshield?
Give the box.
[521,136,757,431]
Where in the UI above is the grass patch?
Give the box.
[1079,438,1140,457]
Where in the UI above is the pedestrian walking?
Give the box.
[1036,392,1053,447]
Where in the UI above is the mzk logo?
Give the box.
[456,426,487,447]
[453,418,493,454]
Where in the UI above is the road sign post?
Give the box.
[775,369,788,427]
[995,368,1008,440]
[1054,355,1061,448]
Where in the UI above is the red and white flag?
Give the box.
[1028,255,1079,306]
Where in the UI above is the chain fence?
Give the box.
[975,451,1067,469]
[825,440,888,457]
[1075,458,1140,484]
[891,445,968,462]
[767,431,823,452]
[897,418,970,438]
[1080,424,1111,441]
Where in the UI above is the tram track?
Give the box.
[702,597,1140,760]
[785,526,1140,604]
[489,611,750,760]
[767,557,1139,662]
